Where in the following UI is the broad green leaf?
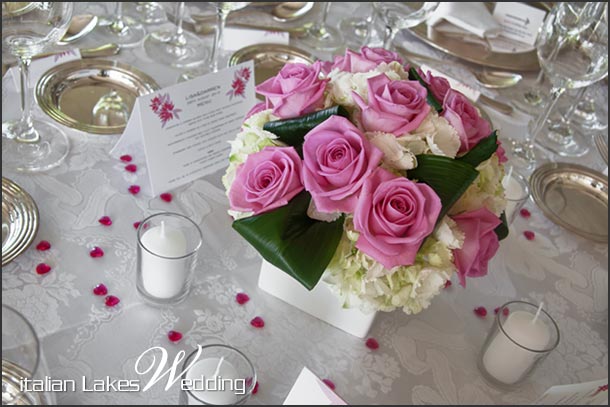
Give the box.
[495,212,509,241]
[458,131,499,167]
[408,67,443,112]
[232,191,344,290]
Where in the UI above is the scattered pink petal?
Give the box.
[520,208,532,219]
[89,246,104,258]
[494,307,500,315]
[125,164,137,173]
[36,240,51,251]
[160,193,173,203]
[365,338,379,350]
[236,292,250,305]
[444,280,452,289]
[105,295,120,307]
[322,379,336,390]
[35,263,52,275]
[98,216,112,226]
[250,316,265,328]
[120,154,133,163]
[502,307,509,316]
[524,230,536,241]
[252,381,259,395]
[93,284,108,296]
[167,330,183,342]
[128,185,141,195]
[474,306,488,318]
[133,221,141,230]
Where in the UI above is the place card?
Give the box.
[283,367,347,405]
[110,61,256,196]
[534,378,608,405]
[223,27,289,52]
[491,2,547,53]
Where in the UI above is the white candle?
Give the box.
[140,222,188,299]
[482,310,551,385]
[185,357,240,405]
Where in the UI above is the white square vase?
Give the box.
[258,260,377,338]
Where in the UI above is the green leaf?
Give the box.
[458,131,499,167]
[408,155,479,222]
[408,67,443,112]
[232,191,344,290]
[495,212,509,241]
[262,106,350,150]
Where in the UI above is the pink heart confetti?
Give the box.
[120,154,133,163]
[494,307,510,316]
[125,164,137,173]
[89,246,104,258]
[365,338,379,350]
[128,185,141,195]
[322,379,335,390]
[133,221,141,230]
[105,295,120,307]
[160,193,173,203]
[36,263,52,275]
[474,306,488,318]
[93,284,108,296]
[168,330,183,343]
[524,230,536,241]
[250,316,265,328]
[36,240,51,251]
[520,208,532,218]
[444,280,452,289]
[98,216,112,226]
[236,293,250,305]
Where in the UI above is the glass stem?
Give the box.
[383,26,396,50]
[527,87,565,151]
[211,8,228,72]
[173,2,187,46]
[320,1,331,27]
[110,2,127,34]
[17,57,38,144]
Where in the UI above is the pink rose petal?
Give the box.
[474,306,488,318]
[322,379,336,390]
[105,295,120,307]
[98,216,112,226]
[520,208,532,219]
[36,263,52,275]
[168,330,183,342]
[365,338,379,350]
[133,221,141,230]
[125,164,137,173]
[120,154,133,163]
[444,280,452,289]
[160,193,173,203]
[236,293,250,305]
[128,185,141,195]
[36,240,51,251]
[90,246,104,258]
[250,316,265,328]
[524,230,536,241]
[252,381,259,395]
[93,284,108,296]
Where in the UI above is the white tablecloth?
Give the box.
[2,2,608,405]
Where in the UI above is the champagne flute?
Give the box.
[143,2,208,68]
[209,2,251,73]
[298,2,343,52]
[373,2,440,50]
[2,2,73,172]
[96,2,145,47]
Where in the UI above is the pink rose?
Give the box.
[229,147,304,215]
[417,69,451,102]
[332,47,404,73]
[353,74,431,136]
[353,168,442,269]
[302,116,383,213]
[244,101,266,120]
[256,62,328,119]
[442,90,492,154]
[451,207,501,287]
[496,140,508,164]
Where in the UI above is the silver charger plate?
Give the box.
[530,163,608,243]
[35,59,160,135]
[2,178,39,267]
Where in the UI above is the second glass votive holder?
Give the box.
[137,212,202,305]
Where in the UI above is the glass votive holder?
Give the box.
[179,344,257,405]
[137,212,203,304]
[478,301,560,388]
[504,170,530,224]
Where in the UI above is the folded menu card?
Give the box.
[110,61,256,196]
[535,378,608,405]
[283,367,347,405]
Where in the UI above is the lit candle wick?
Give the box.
[531,302,544,325]
[211,356,224,379]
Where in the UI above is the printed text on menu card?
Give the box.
[111,61,256,196]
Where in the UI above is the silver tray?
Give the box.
[530,163,608,243]
[35,59,160,135]
[2,178,39,267]
[229,43,316,88]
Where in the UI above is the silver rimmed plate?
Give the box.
[35,59,160,135]
[530,163,608,243]
[2,178,39,267]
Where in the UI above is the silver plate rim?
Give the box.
[2,177,40,267]
[229,43,317,68]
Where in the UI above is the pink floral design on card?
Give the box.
[53,49,77,62]
[227,67,251,99]
[150,93,182,127]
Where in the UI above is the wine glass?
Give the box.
[373,2,440,50]
[339,4,376,49]
[298,2,344,52]
[124,2,167,25]
[208,2,251,73]
[143,2,208,68]
[2,2,73,172]
[96,2,145,48]
[508,3,608,169]
[570,81,608,131]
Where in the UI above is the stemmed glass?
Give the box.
[339,4,376,49]
[2,2,73,172]
[143,2,208,68]
[373,2,440,50]
[508,3,608,169]
[96,2,145,48]
[124,2,167,25]
[298,2,343,52]
[209,2,251,73]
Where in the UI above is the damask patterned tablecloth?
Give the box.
[1,3,608,405]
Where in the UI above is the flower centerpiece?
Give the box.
[223,47,508,318]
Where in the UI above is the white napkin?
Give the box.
[426,2,502,39]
